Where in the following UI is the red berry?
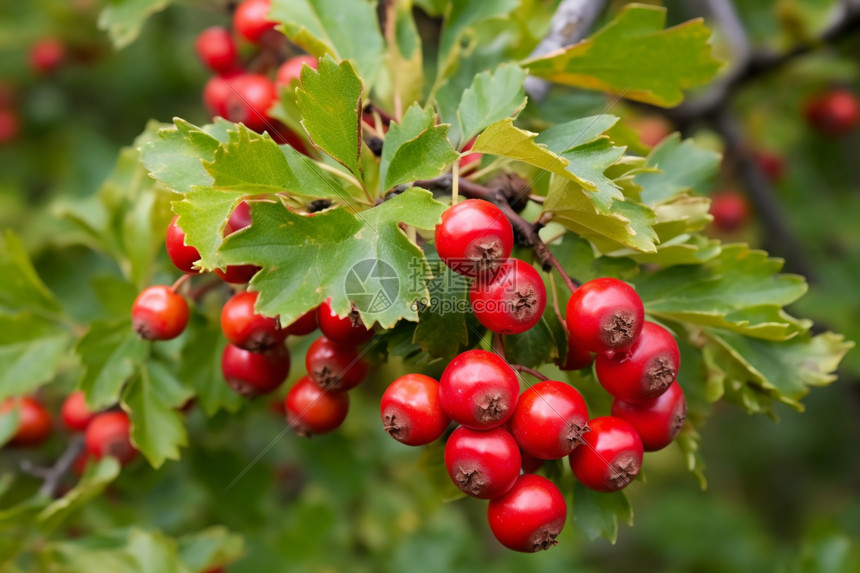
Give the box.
[84,411,136,465]
[434,199,514,278]
[381,374,450,446]
[204,75,234,118]
[1,397,52,447]
[221,343,290,397]
[631,115,673,148]
[61,391,96,432]
[216,201,261,284]
[0,108,20,145]
[557,331,595,371]
[305,336,367,391]
[612,381,687,451]
[805,89,860,136]
[487,474,567,553]
[195,27,240,75]
[285,375,349,436]
[459,137,481,170]
[234,0,277,44]
[221,291,287,351]
[469,258,547,335]
[29,38,65,75]
[565,278,644,355]
[444,426,521,499]
[165,215,201,274]
[568,416,643,492]
[710,191,750,232]
[282,307,318,336]
[595,321,680,404]
[222,74,277,133]
[276,55,318,88]
[509,380,590,460]
[439,349,519,430]
[754,150,785,183]
[317,299,373,346]
[131,285,190,341]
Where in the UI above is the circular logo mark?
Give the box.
[344,259,399,314]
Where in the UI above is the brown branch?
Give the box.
[27,436,85,498]
[510,364,550,381]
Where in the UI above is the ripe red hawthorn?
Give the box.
[195,26,239,75]
[305,336,367,391]
[434,199,514,278]
[565,278,645,356]
[216,201,261,284]
[165,215,201,274]
[61,391,96,432]
[131,285,189,341]
[84,411,136,465]
[380,373,450,446]
[1,397,52,446]
[282,307,318,336]
[233,0,278,44]
[487,474,567,553]
[221,290,287,351]
[469,258,547,335]
[438,349,520,430]
[509,380,590,460]
[444,426,521,499]
[29,38,65,74]
[285,375,349,436]
[222,74,277,133]
[710,191,750,232]
[568,416,643,492]
[203,75,238,119]
[612,381,687,451]
[221,343,291,397]
[317,299,373,346]
[805,89,860,136]
[276,55,318,88]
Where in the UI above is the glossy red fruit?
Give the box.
[221,291,287,351]
[84,411,136,465]
[285,375,349,436]
[203,75,234,118]
[469,258,547,335]
[233,0,277,44]
[435,199,514,278]
[222,74,277,133]
[805,89,860,136]
[557,330,595,371]
[29,38,65,74]
[439,349,520,430]
[61,391,96,432]
[595,321,680,404]
[195,26,239,75]
[459,137,481,170]
[276,55,318,88]
[710,191,750,232]
[381,374,450,446]
[1,397,52,446]
[221,343,290,397]
[0,109,20,145]
[131,285,189,341]
[282,307,318,336]
[509,381,590,460]
[444,426,521,499]
[565,278,644,355]
[216,201,260,284]
[612,381,687,451]
[317,299,373,345]
[568,416,643,492]
[487,474,567,553]
[165,215,201,273]
[305,336,367,391]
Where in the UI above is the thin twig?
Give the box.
[38,436,85,498]
[510,364,550,381]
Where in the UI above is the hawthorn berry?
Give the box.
[509,380,589,460]
[469,258,547,335]
[222,74,277,133]
[557,331,595,371]
[165,215,201,274]
[755,150,785,183]
[565,278,644,355]
[29,38,65,75]
[611,381,687,451]
[381,373,450,446]
[1,397,52,447]
[438,349,520,430]
[487,474,567,553]
[459,137,481,170]
[282,307,318,336]
[285,375,349,436]
[434,199,514,278]
[221,291,286,351]
[305,336,367,391]
[233,0,278,44]
[84,411,136,465]
[221,343,291,397]
[61,391,96,432]
[276,55,318,88]
[444,426,521,499]
[805,89,860,136]
[595,321,680,404]
[216,201,261,284]
[710,191,750,232]
[131,285,189,341]
[0,109,20,145]
[317,299,373,346]
[203,75,235,119]
[195,26,239,75]
[568,416,643,492]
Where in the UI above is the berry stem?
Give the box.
[492,331,506,360]
[37,435,85,498]
[510,364,550,381]
[547,271,567,329]
[170,273,192,293]
[188,276,227,302]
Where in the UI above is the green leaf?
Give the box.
[76,319,149,410]
[437,0,520,79]
[45,528,193,573]
[636,134,721,204]
[177,527,244,572]
[123,360,192,468]
[178,321,243,416]
[380,104,458,190]
[535,115,620,154]
[0,406,19,448]
[140,119,229,195]
[97,0,173,49]
[271,0,385,88]
[418,439,466,502]
[571,481,633,543]
[379,0,424,111]
[171,188,246,271]
[456,64,528,147]
[0,230,62,314]
[471,119,571,178]
[38,457,121,535]
[220,188,446,329]
[0,313,70,401]
[0,496,47,564]
[524,5,722,106]
[675,425,707,489]
[503,317,557,369]
[412,249,471,359]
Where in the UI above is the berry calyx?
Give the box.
[439,349,520,430]
[317,299,373,346]
[444,426,521,499]
[487,474,567,553]
[131,285,190,341]
[195,27,239,75]
[469,258,547,335]
[233,0,278,44]
[84,411,136,465]
[565,278,645,355]
[305,336,367,391]
[165,215,201,274]
[1,397,52,447]
[61,391,96,432]
[805,89,860,136]
[435,199,514,278]
[276,55,318,88]
[509,380,590,460]
[595,321,680,404]
[611,381,687,451]
[285,375,349,436]
[221,343,291,397]
[381,373,450,446]
[710,191,750,232]
[220,290,287,351]
[282,307,318,336]
[216,201,261,284]
[568,416,643,492]
[29,38,65,75]
[222,74,277,133]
